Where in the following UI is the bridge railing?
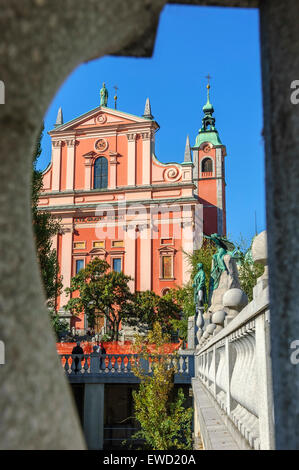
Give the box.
[60,353,194,380]
[193,282,274,450]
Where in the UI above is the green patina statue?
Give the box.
[204,233,238,292]
[193,262,207,307]
[100,82,108,107]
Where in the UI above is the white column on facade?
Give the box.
[83,153,95,190]
[127,133,136,186]
[109,153,118,189]
[66,138,76,191]
[59,219,73,311]
[181,205,194,285]
[142,131,151,185]
[84,159,92,190]
[124,225,136,292]
[216,147,224,235]
[51,140,62,191]
[140,218,152,291]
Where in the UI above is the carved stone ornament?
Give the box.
[94,138,108,152]
[163,166,182,182]
[95,113,107,125]
[203,143,213,153]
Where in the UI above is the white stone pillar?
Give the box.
[127,133,136,186]
[181,206,194,285]
[255,310,275,449]
[51,140,62,191]
[124,226,136,292]
[83,155,93,190]
[59,219,73,310]
[140,221,152,291]
[109,153,117,189]
[83,384,104,450]
[142,131,151,185]
[66,138,76,191]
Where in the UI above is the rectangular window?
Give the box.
[112,258,122,272]
[74,241,86,250]
[76,259,84,274]
[93,240,105,248]
[161,238,173,245]
[162,256,173,279]
[112,240,124,248]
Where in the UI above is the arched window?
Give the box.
[94,156,108,189]
[201,157,213,173]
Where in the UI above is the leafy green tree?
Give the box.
[167,283,194,341]
[32,123,62,311]
[124,289,181,336]
[64,257,134,340]
[132,323,193,450]
[236,236,264,301]
[167,240,216,341]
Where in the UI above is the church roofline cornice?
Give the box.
[49,120,159,138]
[37,196,199,213]
[40,181,196,198]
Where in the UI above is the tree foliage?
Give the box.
[32,123,62,311]
[125,289,181,336]
[131,323,193,450]
[236,236,264,301]
[64,257,134,340]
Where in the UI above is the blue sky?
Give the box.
[38,4,265,246]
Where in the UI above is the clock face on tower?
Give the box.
[94,138,108,152]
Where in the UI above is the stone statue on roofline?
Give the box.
[100,82,108,107]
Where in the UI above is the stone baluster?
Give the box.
[64,355,70,374]
[215,342,226,408]
[252,230,268,299]
[71,355,76,374]
[127,355,132,373]
[90,353,100,373]
[83,355,89,374]
[107,355,113,373]
[211,309,226,335]
[223,288,248,326]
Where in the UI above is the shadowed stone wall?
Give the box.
[1,0,299,450]
[0,0,165,450]
[260,0,299,450]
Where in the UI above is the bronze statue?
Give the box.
[100,82,108,107]
[193,262,207,307]
[204,233,238,292]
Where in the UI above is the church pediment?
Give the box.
[49,106,153,135]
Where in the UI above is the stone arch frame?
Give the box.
[0,0,298,451]
[200,155,214,177]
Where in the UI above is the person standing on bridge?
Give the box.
[72,341,84,373]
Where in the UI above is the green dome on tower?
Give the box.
[193,82,222,148]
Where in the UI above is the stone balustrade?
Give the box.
[192,231,275,450]
[60,353,194,384]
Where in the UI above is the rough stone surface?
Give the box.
[260,0,299,449]
[209,254,241,313]
[0,0,165,450]
[211,309,226,325]
[223,288,248,311]
[1,0,298,451]
[252,230,267,266]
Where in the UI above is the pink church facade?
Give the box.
[38,92,227,331]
